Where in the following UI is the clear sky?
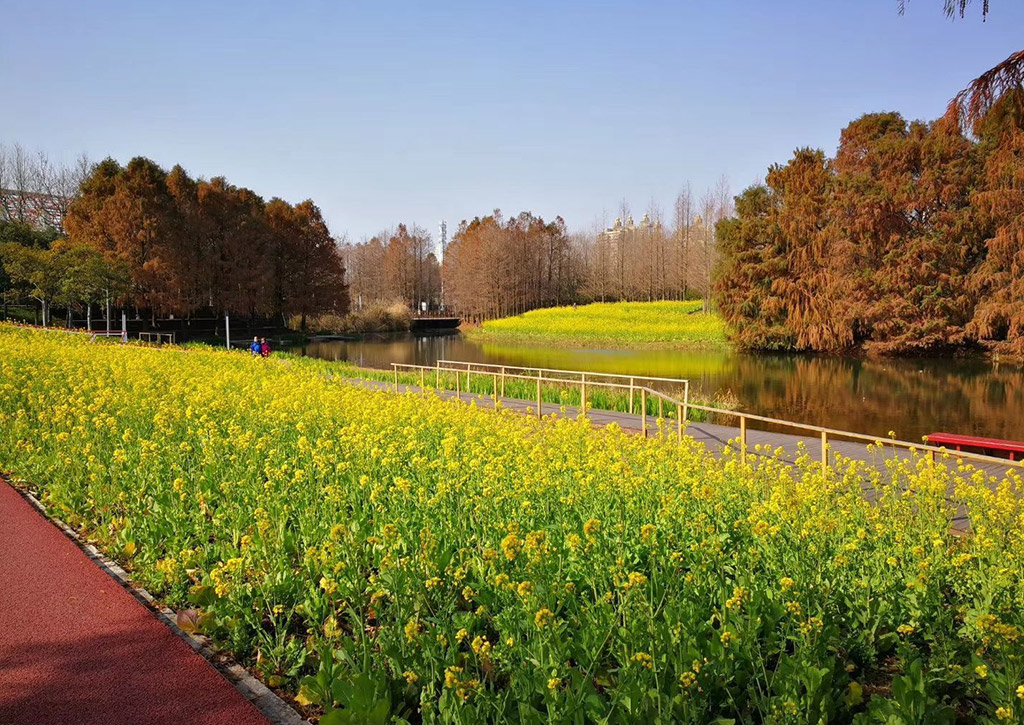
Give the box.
[2,1,1022,242]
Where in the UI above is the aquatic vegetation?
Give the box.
[1,325,1023,723]
[476,300,730,348]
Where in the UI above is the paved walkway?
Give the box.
[0,480,272,725]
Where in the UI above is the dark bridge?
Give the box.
[410,317,460,332]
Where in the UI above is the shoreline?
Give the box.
[463,327,731,351]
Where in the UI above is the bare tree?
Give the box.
[696,178,732,313]
[673,183,694,300]
[0,144,90,232]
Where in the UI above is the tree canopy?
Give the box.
[715,97,1024,355]
[62,157,348,324]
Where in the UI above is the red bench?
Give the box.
[925,433,1024,461]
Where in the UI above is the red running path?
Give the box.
[0,481,271,725]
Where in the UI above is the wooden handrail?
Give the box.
[436,359,689,386]
[389,361,1023,472]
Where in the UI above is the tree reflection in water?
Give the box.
[296,333,1023,443]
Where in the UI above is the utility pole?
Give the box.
[438,220,447,312]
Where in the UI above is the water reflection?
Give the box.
[293,333,1023,442]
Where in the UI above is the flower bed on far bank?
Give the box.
[473,300,730,349]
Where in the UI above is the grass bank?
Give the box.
[310,357,737,424]
[470,300,730,349]
[1,325,1022,723]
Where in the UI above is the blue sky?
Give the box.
[2,1,1022,241]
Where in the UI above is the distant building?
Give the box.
[597,213,661,254]
[0,189,70,231]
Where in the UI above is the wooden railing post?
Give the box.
[641,388,647,437]
[629,377,635,414]
[683,380,689,423]
[393,365,398,389]
[500,366,506,397]
[456,370,461,397]
[493,373,498,404]
[536,375,542,418]
[740,416,747,464]
[581,373,587,419]
[466,367,471,393]
[821,431,828,475]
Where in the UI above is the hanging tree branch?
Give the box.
[896,0,989,19]
[948,49,1024,128]
[899,2,1024,129]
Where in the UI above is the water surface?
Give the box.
[293,333,1023,443]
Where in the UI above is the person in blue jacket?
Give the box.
[249,336,261,356]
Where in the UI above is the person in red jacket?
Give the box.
[259,337,271,358]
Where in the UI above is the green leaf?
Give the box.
[845,681,864,707]
[295,682,321,707]
[319,710,352,725]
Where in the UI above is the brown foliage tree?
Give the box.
[64,157,348,323]
[443,211,579,321]
[716,110,1002,354]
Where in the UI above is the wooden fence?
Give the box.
[390,360,1023,475]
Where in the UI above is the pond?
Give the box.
[292,333,1024,443]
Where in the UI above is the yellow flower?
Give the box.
[623,571,648,590]
[631,652,653,669]
[444,666,462,688]
[725,586,748,610]
[535,608,554,628]
[976,664,988,679]
[403,670,418,684]
[897,624,915,636]
[995,707,1012,721]
[471,635,491,656]
[679,671,696,688]
[547,677,561,690]
[583,518,601,538]
[501,532,522,561]
[1017,684,1024,699]
[779,576,795,590]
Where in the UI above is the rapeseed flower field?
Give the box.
[1,325,1023,723]
[476,301,729,348]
